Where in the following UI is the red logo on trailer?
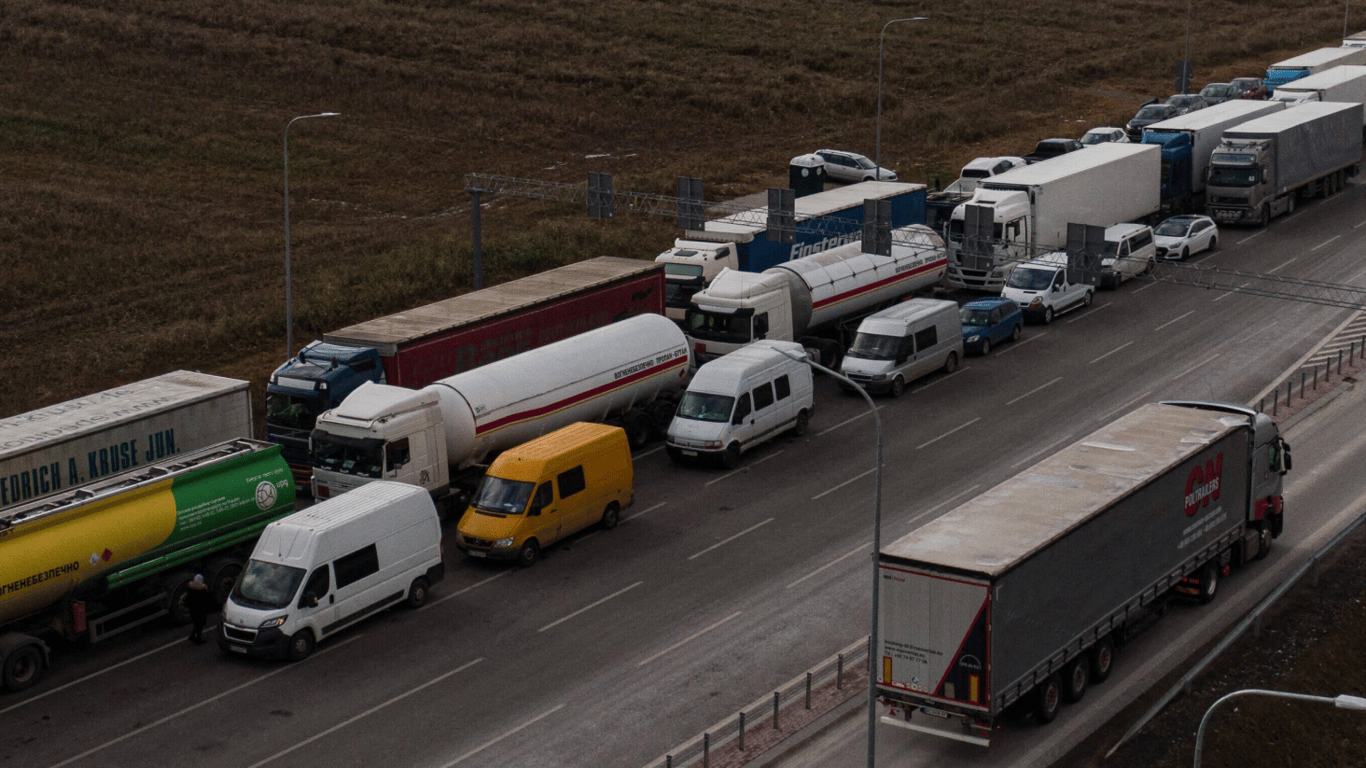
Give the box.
[1184,453,1224,516]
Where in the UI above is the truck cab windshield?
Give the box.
[676,391,735,422]
[473,476,535,514]
[1207,166,1258,187]
[232,560,306,610]
[686,311,752,344]
[847,333,901,360]
[266,393,322,430]
[312,434,384,478]
[1006,267,1055,291]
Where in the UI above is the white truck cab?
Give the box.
[656,239,741,322]
[1001,252,1095,323]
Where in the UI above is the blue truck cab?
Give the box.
[1141,131,1193,213]
[265,342,384,488]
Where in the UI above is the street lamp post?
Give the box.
[780,349,883,768]
[284,111,341,358]
[1194,689,1366,768]
[876,17,928,181]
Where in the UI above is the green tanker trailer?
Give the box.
[0,439,296,692]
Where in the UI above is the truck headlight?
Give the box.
[494,537,516,548]
[259,616,287,629]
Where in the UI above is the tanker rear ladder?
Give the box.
[0,438,269,533]
[463,173,937,250]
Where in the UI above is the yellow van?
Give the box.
[454,422,633,566]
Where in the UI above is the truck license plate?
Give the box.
[919,706,951,719]
[230,645,247,654]
[467,550,486,558]
[681,450,698,457]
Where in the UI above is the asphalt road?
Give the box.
[6,180,1366,768]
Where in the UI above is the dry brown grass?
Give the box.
[0,0,1351,417]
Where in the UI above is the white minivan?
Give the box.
[839,299,963,397]
[1001,251,1095,323]
[218,481,444,661]
[665,340,814,469]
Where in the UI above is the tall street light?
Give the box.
[284,111,341,358]
[780,348,883,768]
[1194,689,1366,768]
[876,17,928,181]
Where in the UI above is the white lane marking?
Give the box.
[1266,257,1297,274]
[424,570,511,610]
[1153,310,1195,332]
[995,330,1046,355]
[633,445,665,459]
[635,611,743,667]
[787,543,868,589]
[1005,377,1062,406]
[626,501,667,521]
[1174,353,1220,380]
[705,449,784,487]
[812,468,876,501]
[1010,434,1076,470]
[915,417,981,450]
[46,636,363,768]
[1066,304,1106,323]
[687,519,774,561]
[248,657,484,768]
[538,582,643,632]
[904,484,983,528]
[817,407,881,436]
[440,704,567,767]
[1089,341,1134,365]
[1310,235,1342,252]
[1211,282,1250,302]
[1237,231,1264,246]
[0,625,218,715]
[1356,218,1366,229]
[1132,281,1158,294]
[913,365,969,393]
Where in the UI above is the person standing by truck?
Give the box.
[186,574,213,645]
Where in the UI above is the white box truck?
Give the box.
[1270,65,1366,122]
[945,143,1161,291]
[1,371,253,512]
[875,401,1290,746]
[1265,46,1366,91]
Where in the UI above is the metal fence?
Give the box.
[1257,334,1366,418]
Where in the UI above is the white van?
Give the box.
[1001,251,1095,323]
[839,299,963,397]
[1099,223,1156,288]
[218,481,444,661]
[665,340,814,469]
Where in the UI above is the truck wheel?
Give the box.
[406,577,430,609]
[623,412,651,450]
[1062,657,1088,703]
[1260,206,1270,227]
[1034,674,1063,724]
[207,557,244,605]
[942,352,958,374]
[791,410,810,437]
[3,644,44,692]
[287,629,316,662]
[889,375,906,398]
[1197,562,1220,604]
[165,571,197,625]
[1043,307,1055,324]
[647,400,677,439]
[601,502,620,530]
[1254,524,1273,561]
[1287,194,1296,212]
[719,443,743,470]
[517,540,540,568]
[1089,636,1116,683]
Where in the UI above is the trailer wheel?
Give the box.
[1089,636,1116,683]
[165,571,197,625]
[287,629,316,662]
[517,540,541,568]
[2,645,44,692]
[405,577,430,609]
[1197,562,1220,604]
[1034,674,1063,724]
[207,557,244,605]
[601,502,620,530]
[647,400,678,439]
[622,412,651,450]
[1062,657,1088,703]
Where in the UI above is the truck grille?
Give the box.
[223,624,258,643]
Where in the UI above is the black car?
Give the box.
[1125,102,1180,141]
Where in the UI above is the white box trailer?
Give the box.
[1271,65,1366,124]
[1265,46,1366,91]
[0,371,253,511]
[875,402,1290,746]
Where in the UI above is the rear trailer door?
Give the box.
[877,562,993,745]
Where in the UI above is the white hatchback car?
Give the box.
[814,149,897,182]
[1080,127,1130,146]
[1154,215,1219,260]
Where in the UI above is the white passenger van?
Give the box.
[839,299,963,397]
[218,481,444,661]
[665,340,814,469]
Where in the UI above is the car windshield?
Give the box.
[1006,267,1055,290]
[231,560,306,610]
[312,435,384,478]
[846,333,900,360]
[265,393,322,430]
[1136,106,1168,120]
[1202,85,1231,97]
[853,156,877,170]
[1155,220,1193,237]
[687,311,752,344]
[1080,132,1109,145]
[676,391,735,423]
[960,307,994,327]
[472,476,535,514]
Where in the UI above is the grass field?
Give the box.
[0,0,1351,417]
